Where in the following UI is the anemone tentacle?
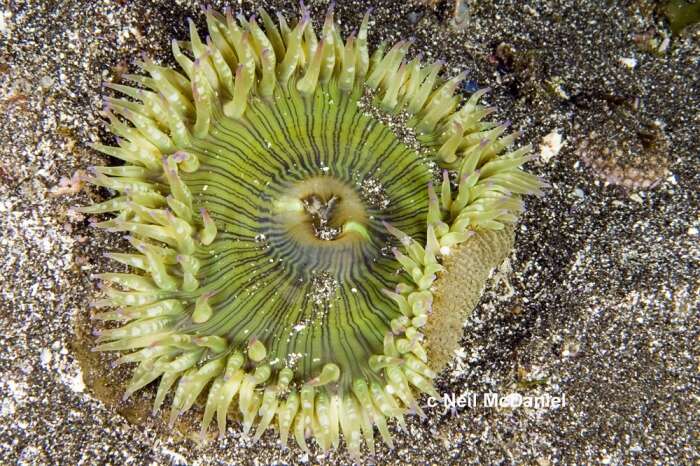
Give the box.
[82,5,542,456]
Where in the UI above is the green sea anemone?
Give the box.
[79,4,542,456]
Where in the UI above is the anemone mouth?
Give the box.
[79,4,543,457]
[266,174,386,271]
[275,176,370,244]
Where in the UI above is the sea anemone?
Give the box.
[79,4,542,456]
[576,111,669,190]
